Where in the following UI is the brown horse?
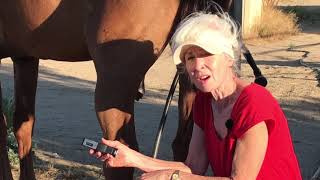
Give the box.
[0,0,235,179]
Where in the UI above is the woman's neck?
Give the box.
[211,76,250,112]
[210,72,238,102]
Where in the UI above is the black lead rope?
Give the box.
[152,70,180,158]
[242,43,268,87]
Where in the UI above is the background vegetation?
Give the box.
[245,0,300,39]
[2,96,20,167]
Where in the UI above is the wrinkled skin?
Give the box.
[0,0,233,179]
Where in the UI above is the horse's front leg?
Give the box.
[0,81,14,180]
[85,1,179,178]
[96,107,138,180]
[12,57,39,180]
[89,38,159,179]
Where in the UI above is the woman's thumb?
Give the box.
[101,138,118,147]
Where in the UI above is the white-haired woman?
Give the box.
[90,12,302,180]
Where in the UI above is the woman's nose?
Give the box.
[193,58,204,70]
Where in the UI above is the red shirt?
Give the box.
[193,83,302,179]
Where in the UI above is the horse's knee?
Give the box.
[13,117,34,159]
[97,108,138,150]
[119,117,139,151]
[14,117,36,179]
[97,108,131,139]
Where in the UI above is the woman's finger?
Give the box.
[100,153,112,161]
[89,149,95,154]
[101,138,119,148]
[99,154,107,161]
[100,156,108,161]
[94,151,102,158]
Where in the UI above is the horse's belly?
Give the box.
[0,0,91,61]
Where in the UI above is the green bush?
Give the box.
[2,96,19,166]
[281,6,320,24]
[2,96,13,127]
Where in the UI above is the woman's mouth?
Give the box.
[197,75,210,81]
[195,75,210,85]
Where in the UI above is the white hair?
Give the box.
[171,11,242,76]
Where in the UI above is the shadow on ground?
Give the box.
[280,5,320,34]
[0,61,179,178]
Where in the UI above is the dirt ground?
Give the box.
[1,1,320,180]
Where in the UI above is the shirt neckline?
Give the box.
[209,83,255,141]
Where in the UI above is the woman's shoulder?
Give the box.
[231,83,278,138]
[239,83,274,102]
[232,83,279,116]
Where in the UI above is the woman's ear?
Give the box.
[225,54,234,67]
[228,59,234,67]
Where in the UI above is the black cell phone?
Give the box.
[82,138,118,157]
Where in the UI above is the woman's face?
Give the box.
[183,45,234,92]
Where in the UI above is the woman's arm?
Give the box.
[143,121,268,180]
[119,123,209,173]
[185,123,209,175]
[91,124,208,174]
[92,121,268,180]
[91,138,192,173]
[230,121,268,179]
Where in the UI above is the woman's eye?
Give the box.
[186,56,195,61]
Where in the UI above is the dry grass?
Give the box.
[263,0,280,7]
[11,150,104,180]
[244,0,300,40]
[33,150,104,180]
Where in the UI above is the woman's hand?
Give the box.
[140,169,172,180]
[89,138,138,168]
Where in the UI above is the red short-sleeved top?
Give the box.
[193,83,302,179]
